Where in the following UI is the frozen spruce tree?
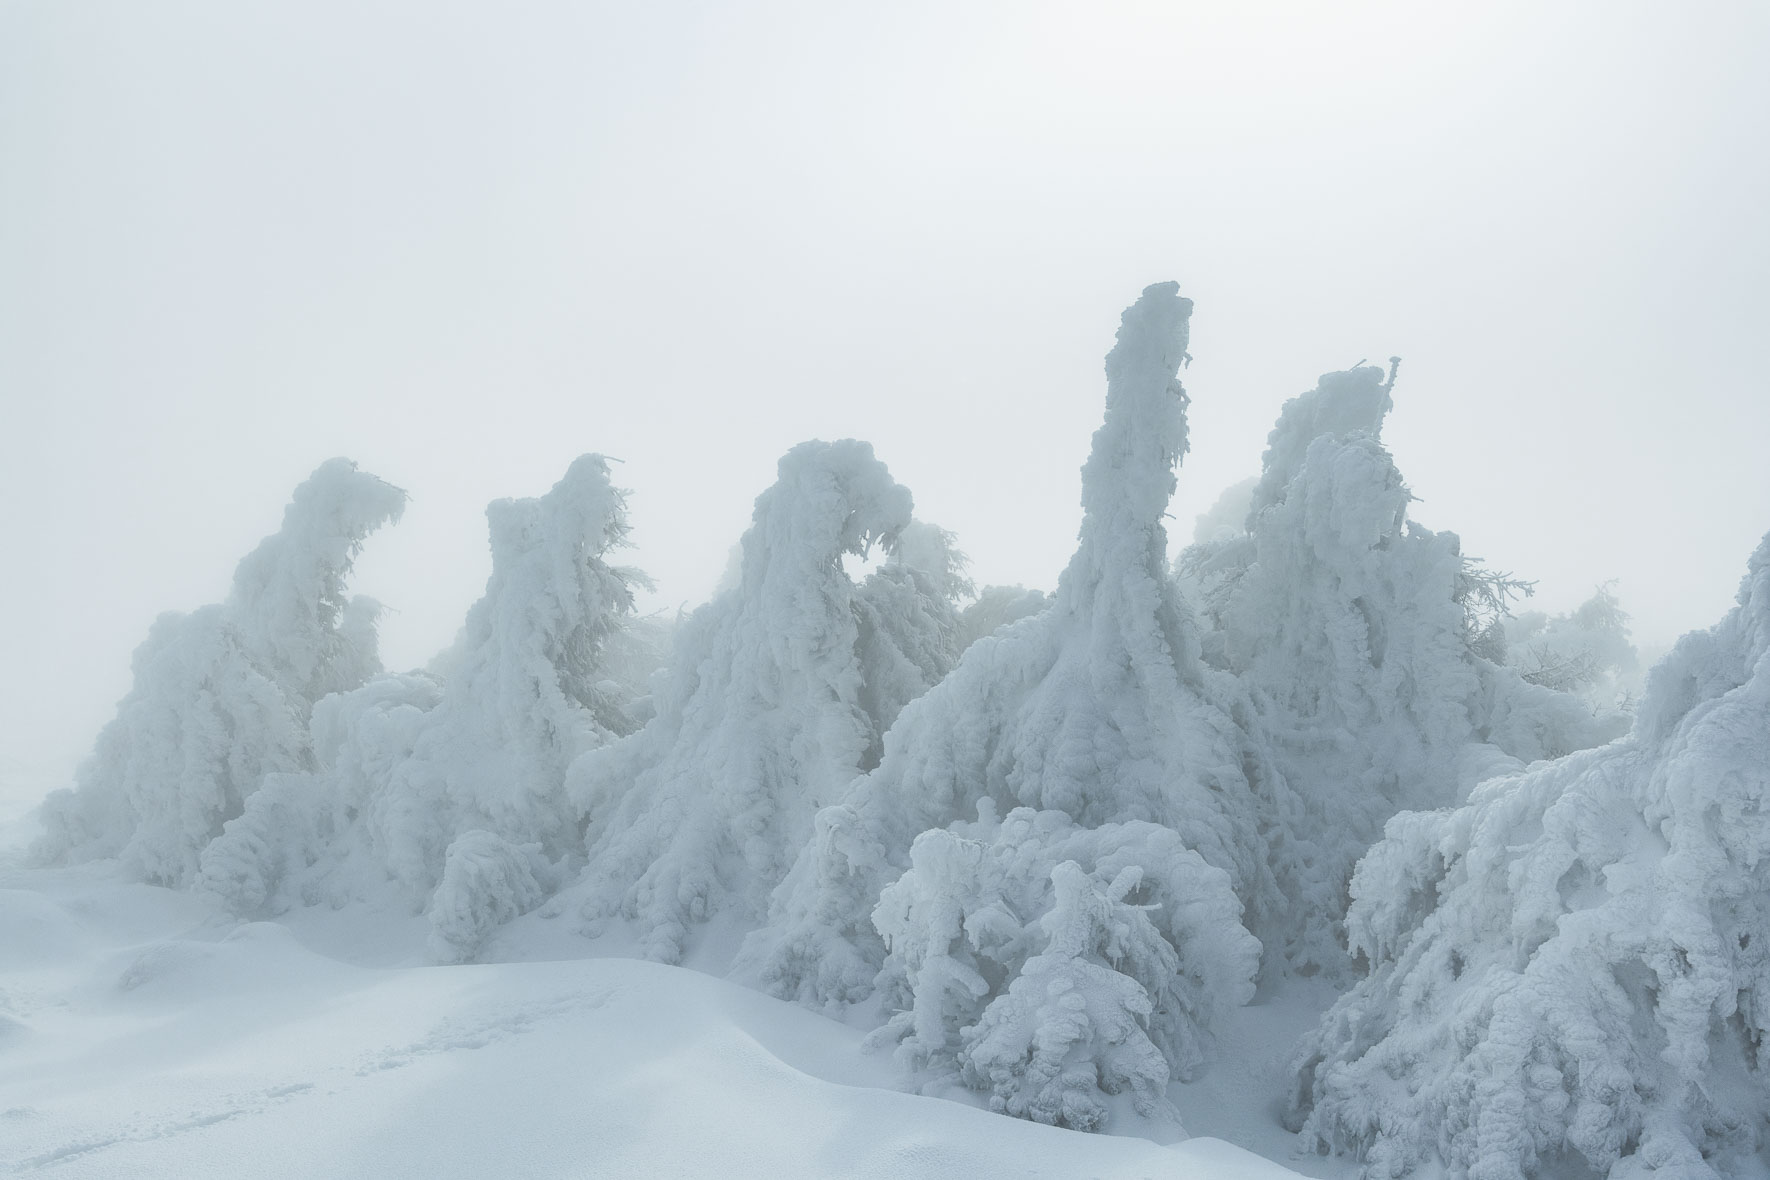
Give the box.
[565,441,967,965]
[34,459,405,885]
[198,455,641,962]
[1178,365,1624,973]
[1288,530,1770,1180]
[739,283,1279,1054]
[867,803,1258,1132]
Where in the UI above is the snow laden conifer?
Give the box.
[867,803,1257,1132]
[1288,530,1770,1180]
[740,285,1275,1106]
[198,455,640,962]
[853,520,972,767]
[564,441,966,965]
[1178,366,1625,973]
[34,459,406,885]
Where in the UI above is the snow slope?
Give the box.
[0,859,1315,1180]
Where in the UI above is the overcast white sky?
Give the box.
[3,0,1767,801]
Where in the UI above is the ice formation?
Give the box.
[564,441,965,964]
[1288,531,1770,1179]
[33,459,406,885]
[738,285,1279,1097]
[198,455,640,961]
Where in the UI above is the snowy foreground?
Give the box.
[2,853,1319,1180]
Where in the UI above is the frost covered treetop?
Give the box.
[1066,281,1193,596]
[228,458,408,704]
[1249,361,1395,519]
[35,458,406,884]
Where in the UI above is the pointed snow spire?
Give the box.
[1063,281,1194,596]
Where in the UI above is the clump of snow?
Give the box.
[1288,530,1770,1180]
[198,455,639,961]
[33,459,406,885]
[564,441,965,964]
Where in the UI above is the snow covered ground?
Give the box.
[1,836,1343,1179]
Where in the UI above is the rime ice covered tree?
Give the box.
[738,283,1279,1049]
[867,804,1257,1133]
[1179,366,1625,973]
[853,520,972,766]
[34,459,406,885]
[1288,530,1770,1180]
[198,455,641,962]
[564,441,965,965]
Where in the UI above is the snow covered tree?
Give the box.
[1177,365,1626,974]
[34,459,406,885]
[198,455,639,960]
[867,803,1257,1132]
[563,441,966,965]
[1288,529,1770,1180]
[738,283,1282,1034]
[961,862,1181,1132]
[1506,582,1641,709]
[853,520,972,766]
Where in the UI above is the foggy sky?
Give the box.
[4,0,1767,804]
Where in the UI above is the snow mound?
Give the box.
[0,864,1308,1179]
